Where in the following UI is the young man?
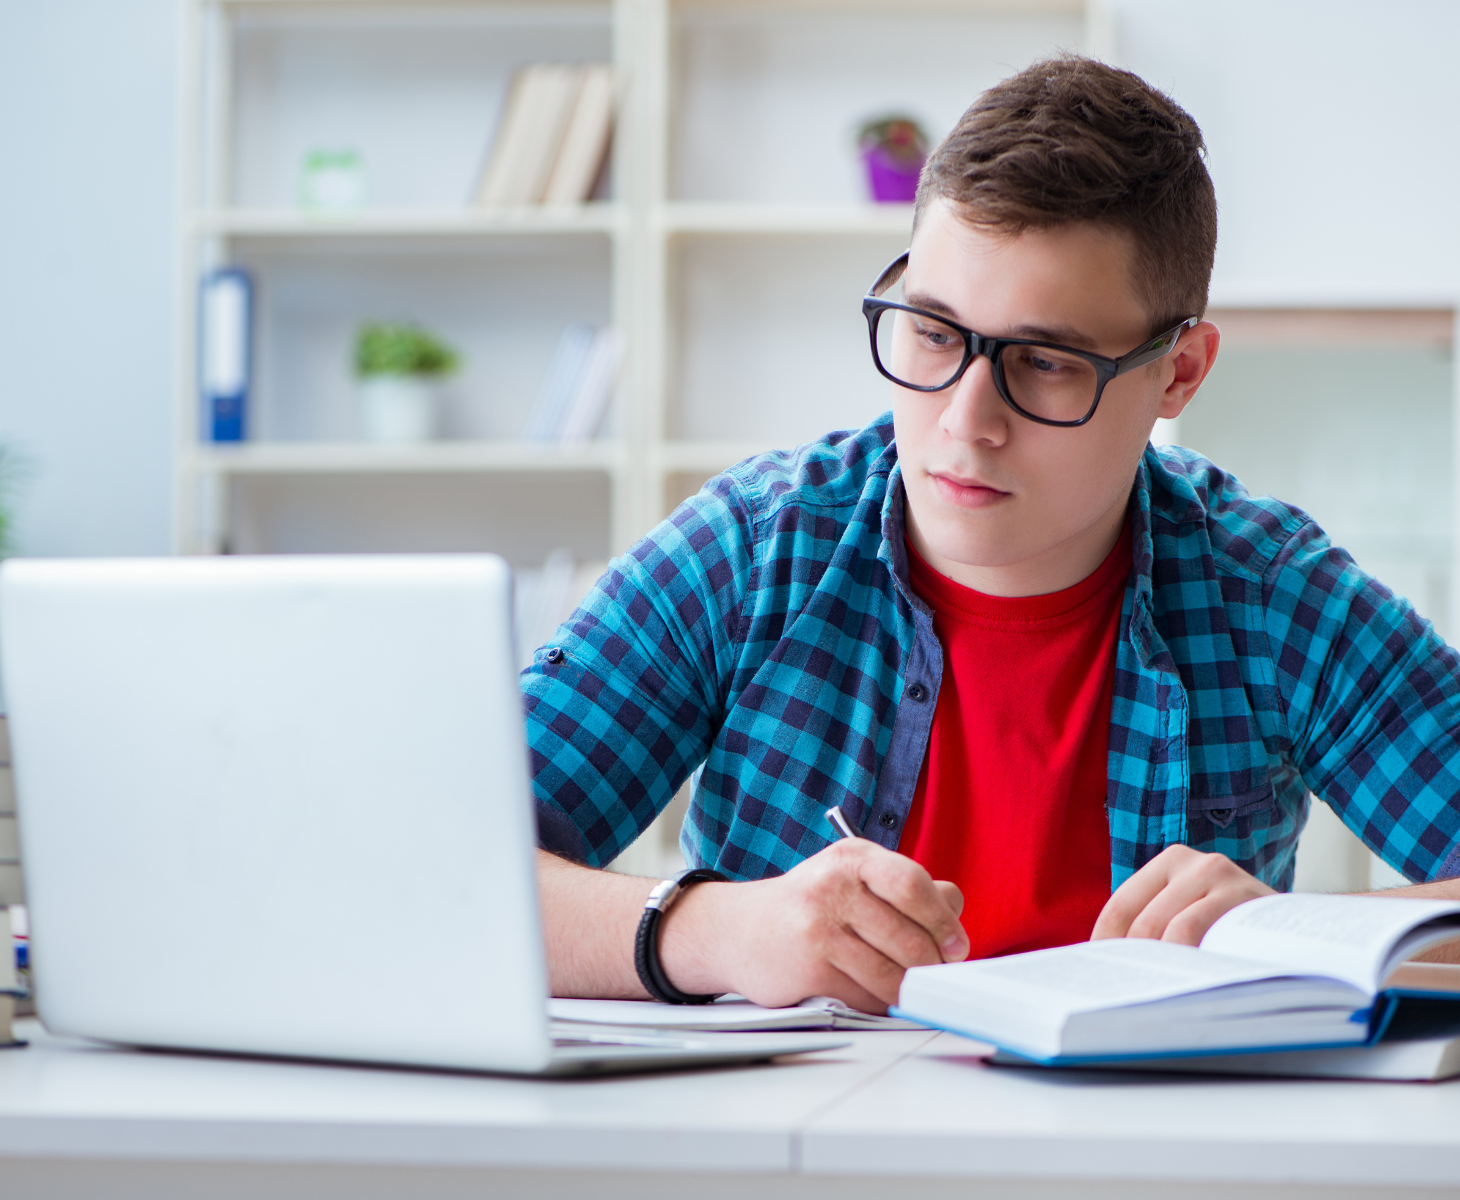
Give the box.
[523,57,1460,1012]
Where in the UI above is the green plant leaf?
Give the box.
[354,322,461,378]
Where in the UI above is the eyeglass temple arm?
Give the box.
[869,251,911,298]
[1118,317,1199,372]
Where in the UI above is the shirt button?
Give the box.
[905,682,928,702]
[878,812,898,829]
[544,647,565,664]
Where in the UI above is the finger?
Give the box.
[822,921,910,1010]
[1123,870,1220,941]
[934,879,965,920]
[1160,892,1245,947]
[1091,864,1173,939]
[855,848,970,960]
[838,882,949,971]
[1090,846,1195,939]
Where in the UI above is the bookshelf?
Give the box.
[177,0,1091,565]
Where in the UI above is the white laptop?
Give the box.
[0,554,844,1075]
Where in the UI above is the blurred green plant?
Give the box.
[354,323,460,378]
[0,444,33,559]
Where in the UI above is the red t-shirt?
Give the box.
[900,525,1132,959]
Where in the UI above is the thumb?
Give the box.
[934,879,965,917]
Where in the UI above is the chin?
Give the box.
[922,523,1024,571]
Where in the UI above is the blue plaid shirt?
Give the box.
[523,413,1460,890]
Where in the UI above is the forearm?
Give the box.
[536,848,737,999]
[536,849,657,998]
[1362,876,1460,963]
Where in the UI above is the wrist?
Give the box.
[654,878,733,998]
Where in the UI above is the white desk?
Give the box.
[4,1018,1460,1199]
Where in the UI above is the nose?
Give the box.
[938,353,1009,447]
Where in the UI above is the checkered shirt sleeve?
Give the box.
[520,480,756,867]
[1266,522,1460,881]
[520,425,909,873]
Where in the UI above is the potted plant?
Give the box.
[353,323,460,443]
[857,115,929,204]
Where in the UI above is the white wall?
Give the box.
[1111,0,1460,304]
[0,0,178,558]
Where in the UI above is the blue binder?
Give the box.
[199,268,253,442]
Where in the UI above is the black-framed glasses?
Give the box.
[863,251,1197,427]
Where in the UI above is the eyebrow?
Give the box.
[902,290,1101,352]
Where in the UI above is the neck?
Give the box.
[905,498,1129,598]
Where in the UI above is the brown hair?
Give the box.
[915,55,1216,335]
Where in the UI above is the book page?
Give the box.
[907,938,1292,1021]
[1200,894,1460,994]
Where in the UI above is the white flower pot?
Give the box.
[358,376,437,443]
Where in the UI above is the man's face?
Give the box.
[891,199,1214,596]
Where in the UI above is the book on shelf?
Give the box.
[893,893,1460,1069]
[523,324,619,443]
[473,63,613,207]
[541,64,614,204]
[198,268,252,443]
[558,326,620,443]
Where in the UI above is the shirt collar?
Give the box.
[877,457,933,620]
[1128,443,1208,671]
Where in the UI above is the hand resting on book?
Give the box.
[1091,844,1277,946]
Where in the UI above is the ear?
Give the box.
[1156,321,1220,421]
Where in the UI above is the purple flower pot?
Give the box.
[861,145,924,203]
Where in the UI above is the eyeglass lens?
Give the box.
[872,307,1100,423]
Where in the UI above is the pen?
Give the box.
[824,805,860,841]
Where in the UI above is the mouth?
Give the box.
[926,469,1012,510]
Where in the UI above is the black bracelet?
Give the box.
[634,867,727,1004]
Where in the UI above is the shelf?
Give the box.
[189,441,623,475]
[674,0,1082,11]
[657,441,777,472]
[658,203,914,237]
[194,206,624,239]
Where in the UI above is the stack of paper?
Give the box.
[549,995,926,1032]
[473,64,614,206]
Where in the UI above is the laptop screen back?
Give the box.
[0,554,552,1072]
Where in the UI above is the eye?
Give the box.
[1015,349,1073,375]
[911,318,960,350]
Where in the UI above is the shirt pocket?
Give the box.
[1189,785,1275,831]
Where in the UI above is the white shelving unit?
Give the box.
[176,0,1092,568]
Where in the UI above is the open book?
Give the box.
[893,894,1460,1065]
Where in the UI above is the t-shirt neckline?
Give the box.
[906,516,1133,626]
